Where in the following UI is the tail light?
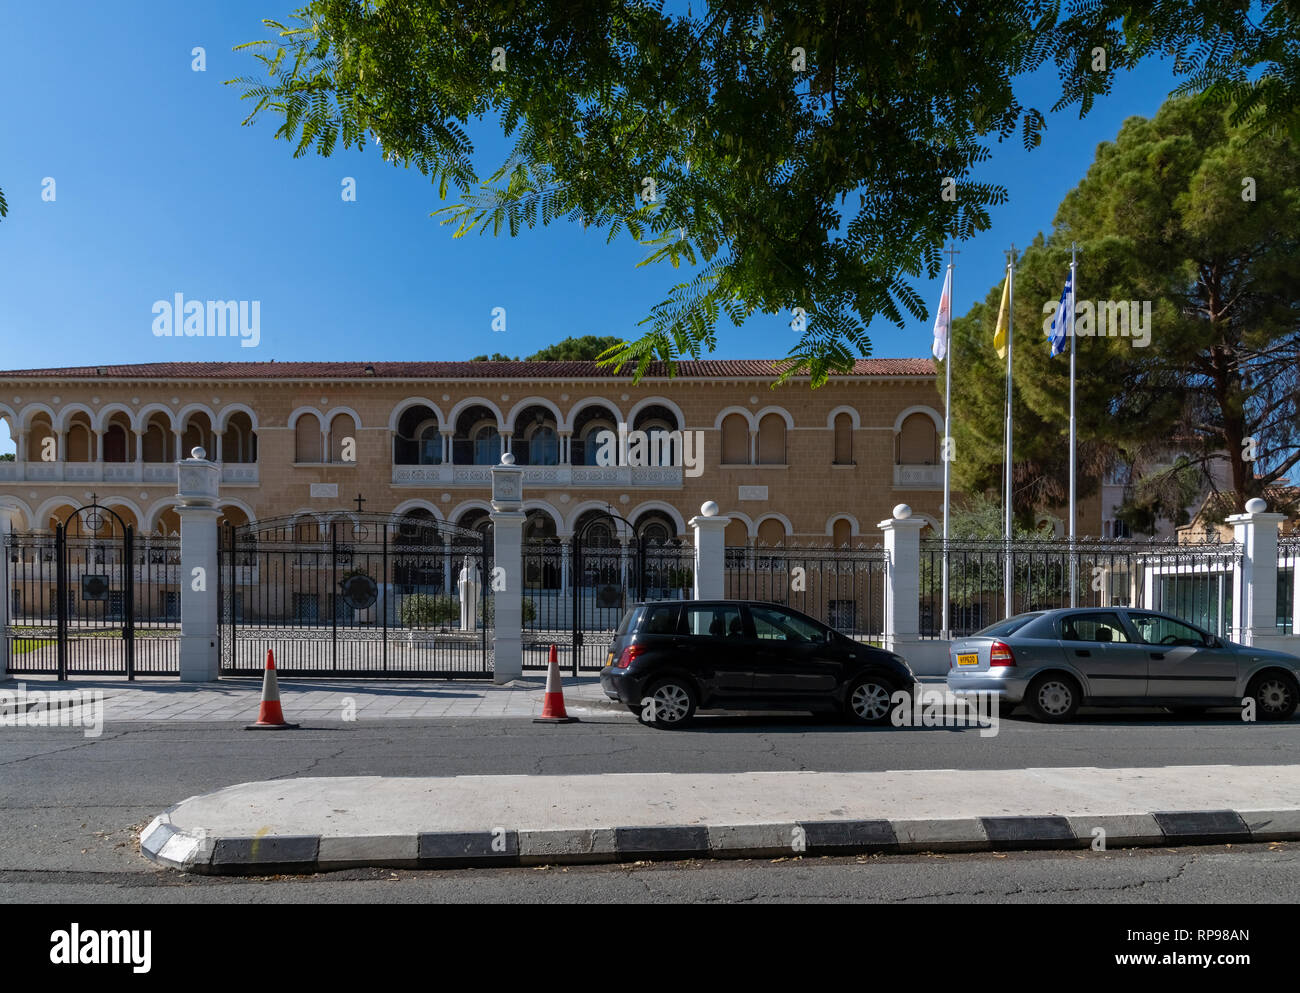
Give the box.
[616,644,643,668]
[989,641,1016,667]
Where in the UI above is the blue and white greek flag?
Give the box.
[1047,271,1072,358]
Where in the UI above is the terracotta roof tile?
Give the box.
[0,359,935,380]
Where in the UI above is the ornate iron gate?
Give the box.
[523,512,694,674]
[3,500,181,678]
[219,513,493,677]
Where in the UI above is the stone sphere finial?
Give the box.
[892,503,912,520]
[700,501,719,518]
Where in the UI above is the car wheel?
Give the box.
[639,678,697,729]
[846,676,896,725]
[1247,672,1298,721]
[1025,673,1080,723]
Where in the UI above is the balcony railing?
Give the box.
[0,461,257,484]
[392,463,684,487]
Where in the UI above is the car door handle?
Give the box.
[1074,649,1091,657]
[1149,652,1164,660]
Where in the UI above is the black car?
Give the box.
[599,599,915,728]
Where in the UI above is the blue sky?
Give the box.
[0,1,1190,455]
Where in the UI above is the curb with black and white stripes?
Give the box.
[141,807,1300,875]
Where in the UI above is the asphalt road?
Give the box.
[2,710,1297,902]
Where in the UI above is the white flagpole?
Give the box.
[1069,243,1078,606]
[1003,246,1015,619]
[940,246,958,640]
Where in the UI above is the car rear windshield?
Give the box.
[615,607,641,636]
[976,613,1044,638]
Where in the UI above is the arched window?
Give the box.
[528,426,559,465]
[473,425,500,465]
[757,517,787,547]
[833,412,853,465]
[419,425,441,464]
[393,405,441,465]
[721,413,749,465]
[452,405,499,465]
[897,413,939,465]
[831,518,853,547]
[328,412,357,464]
[294,413,322,463]
[756,413,786,465]
[571,405,619,466]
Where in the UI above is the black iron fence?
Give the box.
[220,514,492,677]
[724,542,887,639]
[1279,534,1298,636]
[919,536,1243,638]
[4,529,181,676]
[522,537,695,672]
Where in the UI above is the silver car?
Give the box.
[946,608,1299,723]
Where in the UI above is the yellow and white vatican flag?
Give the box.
[993,271,1011,359]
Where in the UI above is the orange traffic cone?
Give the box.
[244,649,300,730]
[534,644,578,724]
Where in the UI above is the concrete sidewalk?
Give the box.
[141,765,1300,873]
[0,673,631,722]
[1,674,954,723]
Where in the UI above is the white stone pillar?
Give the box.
[0,505,21,678]
[879,504,927,652]
[1227,498,1286,647]
[689,501,731,599]
[176,446,222,682]
[489,453,524,683]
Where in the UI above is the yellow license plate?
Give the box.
[957,653,979,667]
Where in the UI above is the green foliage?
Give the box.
[468,352,519,361]
[526,335,625,361]
[231,3,1300,386]
[0,186,7,221]
[0,453,13,462]
[948,97,1300,519]
[399,593,458,627]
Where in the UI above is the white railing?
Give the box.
[391,463,683,487]
[221,464,259,484]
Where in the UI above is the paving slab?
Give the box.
[141,764,1300,873]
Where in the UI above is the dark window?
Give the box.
[639,603,681,635]
[1060,612,1130,644]
[749,605,823,643]
[681,604,744,639]
[975,613,1042,637]
[1127,612,1210,647]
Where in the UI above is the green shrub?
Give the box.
[399,593,458,627]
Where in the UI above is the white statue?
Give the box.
[457,556,482,631]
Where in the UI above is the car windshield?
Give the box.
[975,614,1043,638]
